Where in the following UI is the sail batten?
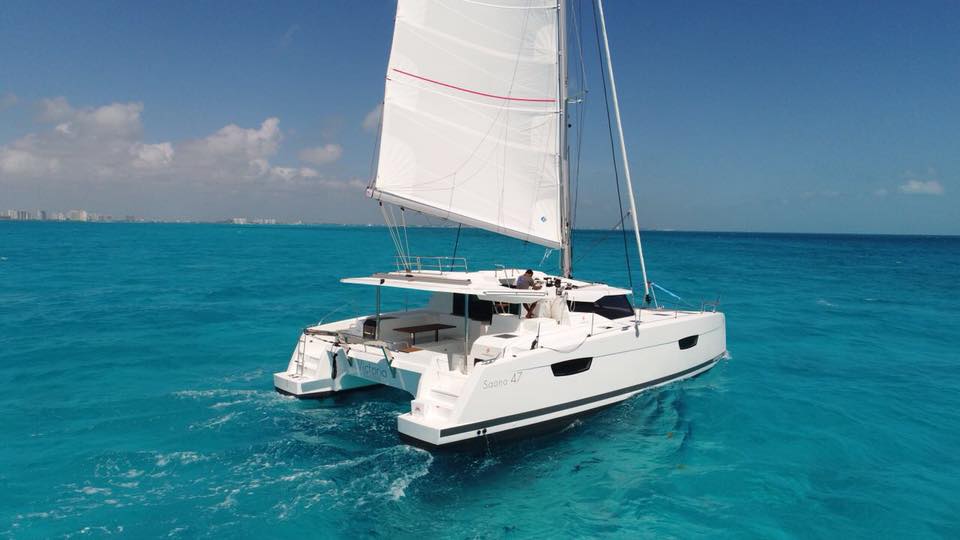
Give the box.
[372,0,563,248]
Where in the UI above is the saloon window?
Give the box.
[568,294,634,320]
[452,294,494,322]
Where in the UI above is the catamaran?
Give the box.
[274,0,727,449]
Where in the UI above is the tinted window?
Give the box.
[568,295,634,320]
[451,294,495,322]
[551,357,593,376]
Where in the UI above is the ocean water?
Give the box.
[1,222,958,538]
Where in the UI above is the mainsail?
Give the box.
[370,0,563,248]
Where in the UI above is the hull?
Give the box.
[400,355,721,450]
[275,304,726,449]
[398,312,725,447]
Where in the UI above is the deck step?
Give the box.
[412,397,455,421]
[429,388,460,403]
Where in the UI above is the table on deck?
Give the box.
[393,323,456,345]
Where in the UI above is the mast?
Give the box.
[595,0,650,300]
[559,0,573,278]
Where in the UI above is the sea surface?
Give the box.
[1,222,958,538]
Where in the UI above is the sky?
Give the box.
[1,0,958,234]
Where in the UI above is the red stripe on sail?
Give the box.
[391,68,556,103]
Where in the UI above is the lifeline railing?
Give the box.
[651,282,721,314]
[394,255,468,274]
[494,264,520,282]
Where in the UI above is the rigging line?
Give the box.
[570,0,588,227]
[399,207,412,263]
[539,248,554,267]
[387,207,404,261]
[382,204,407,268]
[572,98,586,226]
[380,203,402,261]
[451,224,462,261]
[572,211,630,265]
[591,0,633,294]
[391,205,408,260]
[651,282,697,309]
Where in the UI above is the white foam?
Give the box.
[120,469,143,479]
[191,411,241,430]
[210,399,252,409]
[387,446,433,500]
[155,451,207,467]
[173,389,260,400]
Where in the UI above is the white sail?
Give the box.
[371,0,563,248]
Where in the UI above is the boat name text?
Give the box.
[481,371,522,390]
[357,361,391,381]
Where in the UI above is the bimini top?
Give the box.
[341,270,632,304]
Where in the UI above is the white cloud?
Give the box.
[0,97,373,222]
[38,96,74,122]
[36,98,144,139]
[77,102,144,137]
[899,179,944,196]
[873,188,888,197]
[0,92,18,111]
[131,142,174,168]
[0,97,369,197]
[310,177,367,190]
[249,158,270,177]
[362,103,382,132]
[897,168,944,196]
[183,117,281,160]
[299,143,343,165]
[268,166,321,181]
[0,147,59,176]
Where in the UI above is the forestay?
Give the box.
[370,0,563,248]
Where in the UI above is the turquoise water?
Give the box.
[2,222,958,538]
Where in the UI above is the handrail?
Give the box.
[395,255,468,274]
[494,264,519,282]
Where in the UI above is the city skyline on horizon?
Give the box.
[1,1,958,236]
[3,205,958,238]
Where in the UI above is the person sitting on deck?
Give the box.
[516,269,542,319]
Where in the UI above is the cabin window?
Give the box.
[678,335,699,350]
[452,294,493,322]
[568,294,634,320]
[452,294,519,321]
[551,357,593,376]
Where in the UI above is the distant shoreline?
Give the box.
[1,220,956,238]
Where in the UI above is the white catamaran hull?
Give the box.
[275,281,725,449]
